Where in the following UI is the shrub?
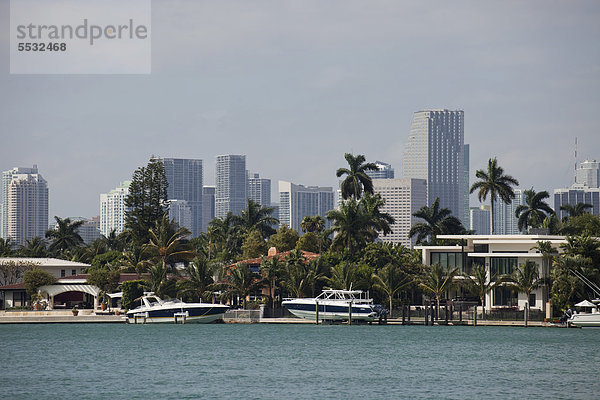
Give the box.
[121,280,145,311]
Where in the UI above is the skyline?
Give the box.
[2,1,599,220]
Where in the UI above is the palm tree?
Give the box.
[560,202,593,220]
[208,213,243,261]
[531,240,557,278]
[104,229,124,251]
[220,264,263,308]
[336,153,378,200]
[45,216,85,256]
[147,263,169,297]
[409,198,465,245]
[460,264,500,319]
[281,250,309,297]
[326,199,371,254]
[419,263,459,319]
[372,263,412,318]
[18,237,48,257]
[145,215,196,275]
[300,215,325,234]
[361,192,395,241]
[233,199,279,238]
[470,157,519,234]
[504,260,542,322]
[514,188,554,232]
[304,257,328,297]
[0,238,15,256]
[122,246,151,277]
[176,258,216,302]
[260,255,282,308]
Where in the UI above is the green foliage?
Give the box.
[514,188,554,232]
[121,279,146,310]
[91,250,124,270]
[0,238,15,256]
[503,260,542,309]
[267,225,299,252]
[295,232,320,253]
[18,237,48,257]
[176,258,216,302]
[300,215,325,234]
[372,261,412,317]
[45,216,84,256]
[561,214,600,237]
[125,156,168,245]
[86,268,121,293]
[233,199,278,238]
[409,198,465,245]
[470,157,519,234]
[336,153,378,200]
[419,263,459,317]
[0,260,38,286]
[23,267,56,295]
[241,230,268,259]
[220,264,263,308]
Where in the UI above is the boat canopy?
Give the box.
[575,300,597,308]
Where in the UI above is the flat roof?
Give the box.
[0,258,90,267]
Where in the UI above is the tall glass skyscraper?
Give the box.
[215,155,247,218]
[100,180,131,237]
[247,172,271,207]
[278,181,334,232]
[403,109,469,225]
[365,161,395,180]
[493,189,525,234]
[163,158,203,237]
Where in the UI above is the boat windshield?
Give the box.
[315,289,372,302]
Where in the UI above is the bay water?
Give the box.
[2,323,598,399]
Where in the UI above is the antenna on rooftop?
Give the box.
[574,137,578,184]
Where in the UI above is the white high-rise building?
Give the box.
[168,200,193,233]
[163,158,203,237]
[215,155,247,218]
[247,172,271,207]
[202,186,215,232]
[366,161,395,180]
[470,205,490,235]
[4,168,48,246]
[100,181,131,237]
[576,159,599,188]
[493,189,525,234]
[403,109,469,226]
[1,166,42,239]
[278,181,334,232]
[372,178,427,247]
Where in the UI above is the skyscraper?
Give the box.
[403,109,468,226]
[202,186,215,232]
[163,158,203,237]
[493,189,525,234]
[4,167,48,246]
[463,144,470,228]
[247,172,271,207]
[470,205,490,235]
[554,184,600,219]
[100,181,131,237]
[278,181,334,232]
[1,166,41,239]
[576,159,599,188]
[215,155,247,218]
[365,161,395,180]
[372,178,427,247]
[167,200,193,233]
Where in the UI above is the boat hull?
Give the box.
[569,313,600,327]
[126,305,228,324]
[283,301,379,322]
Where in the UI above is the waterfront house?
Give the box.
[415,234,567,314]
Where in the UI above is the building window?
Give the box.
[72,270,76,276]
[430,252,463,270]
[61,269,66,277]
[493,287,517,307]
[529,293,536,308]
[490,257,517,278]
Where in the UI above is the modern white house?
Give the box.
[415,234,567,313]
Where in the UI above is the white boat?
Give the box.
[568,300,600,328]
[126,293,229,324]
[282,289,387,322]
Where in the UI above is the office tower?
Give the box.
[100,181,131,237]
[163,158,203,237]
[4,167,48,246]
[403,109,468,226]
[215,155,247,218]
[202,186,215,232]
[167,200,193,233]
[470,205,490,235]
[463,144,470,227]
[270,203,280,229]
[1,166,41,239]
[365,161,395,180]
[278,181,334,232]
[576,159,599,188]
[64,216,101,245]
[247,172,271,206]
[554,184,600,219]
[492,189,525,234]
[372,178,427,247]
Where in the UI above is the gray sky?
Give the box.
[1,0,599,220]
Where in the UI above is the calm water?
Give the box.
[1,323,598,399]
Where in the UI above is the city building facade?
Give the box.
[554,184,600,219]
[215,155,247,218]
[163,158,203,237]
[247,172,271,207]
[278,181,334,232]
[372,178,427,247]
[167,200,193,233]
[576,159,599,188]
[99,181,131,237]
[365,161,395,180]
[492,189,525,235]
[403,109,469,226]
[469,205,490,235]
[202,186,216,232]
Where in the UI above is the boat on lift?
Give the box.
[126,293,229,324]
[282,289,387,322]
[566,269,600,328]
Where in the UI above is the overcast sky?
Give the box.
[1,0,599,220]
